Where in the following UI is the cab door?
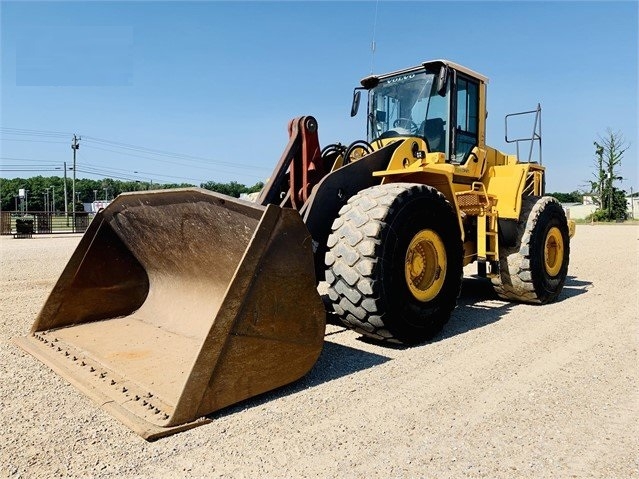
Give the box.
[450,71,480,163]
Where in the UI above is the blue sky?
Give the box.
[1,1,637,193]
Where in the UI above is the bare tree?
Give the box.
[589,130,629,220]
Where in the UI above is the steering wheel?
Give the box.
[393,118,418,133]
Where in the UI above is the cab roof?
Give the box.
[361,59,489,87]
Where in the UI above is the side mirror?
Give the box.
[351,90,361,117]
[436,65,448,96]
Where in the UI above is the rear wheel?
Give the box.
[325,183,463,344]
[491,196,570,303]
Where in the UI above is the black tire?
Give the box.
[491,196,570,304]
[324,183,463,344]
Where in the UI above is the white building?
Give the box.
[627,196,639,220]
[82,201,112,213]
[562,202,597,220]
[563,194,638,220]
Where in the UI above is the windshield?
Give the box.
[368,70,448,153]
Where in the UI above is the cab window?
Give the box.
[454,76,479,162]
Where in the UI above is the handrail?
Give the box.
[505,103,542,165]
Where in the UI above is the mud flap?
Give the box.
[15,188,325,439]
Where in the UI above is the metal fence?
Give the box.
[0,211,92,236]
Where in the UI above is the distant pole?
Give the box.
[71,135,80,232]
[63,162,69,225]
[93,189,97,202]
[51,186,55,213]
[609,178,613,221]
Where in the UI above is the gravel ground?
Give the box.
[1,225,637,478]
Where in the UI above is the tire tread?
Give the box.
[325,183,461,343]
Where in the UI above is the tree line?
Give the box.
[0,176,264,212]
[546,191,584,203]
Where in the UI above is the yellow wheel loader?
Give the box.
[16,59,574,439]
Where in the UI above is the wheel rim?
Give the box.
[405,229,447,302]
[544,226,564,277]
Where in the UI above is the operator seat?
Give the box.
[423,118,445,153]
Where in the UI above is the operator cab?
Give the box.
[352,60,486,164]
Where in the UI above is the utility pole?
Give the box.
[51,186,55,213]
[63,161,69,224]
[606,174,622,221]
[71,135,80,232]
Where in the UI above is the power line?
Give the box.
[76,163,201,183]
[1,128,271,181]
[75,150,203,183]
[74,167,164,184]
[2,128,272,171]
[82,136,271,171]
[1,165,60,168]
[0,156,64,163]
[0,138,69,145]
[77,147,266,183]
[0,127,72,138]
[0,169,64,173]
[81,143,266,175]
[76,167,201,185]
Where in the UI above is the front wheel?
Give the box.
[324,183,463,344]
[491,196,570,303]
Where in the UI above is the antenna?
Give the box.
[370,0,380,74]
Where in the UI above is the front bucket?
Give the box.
[15,188,325,439]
